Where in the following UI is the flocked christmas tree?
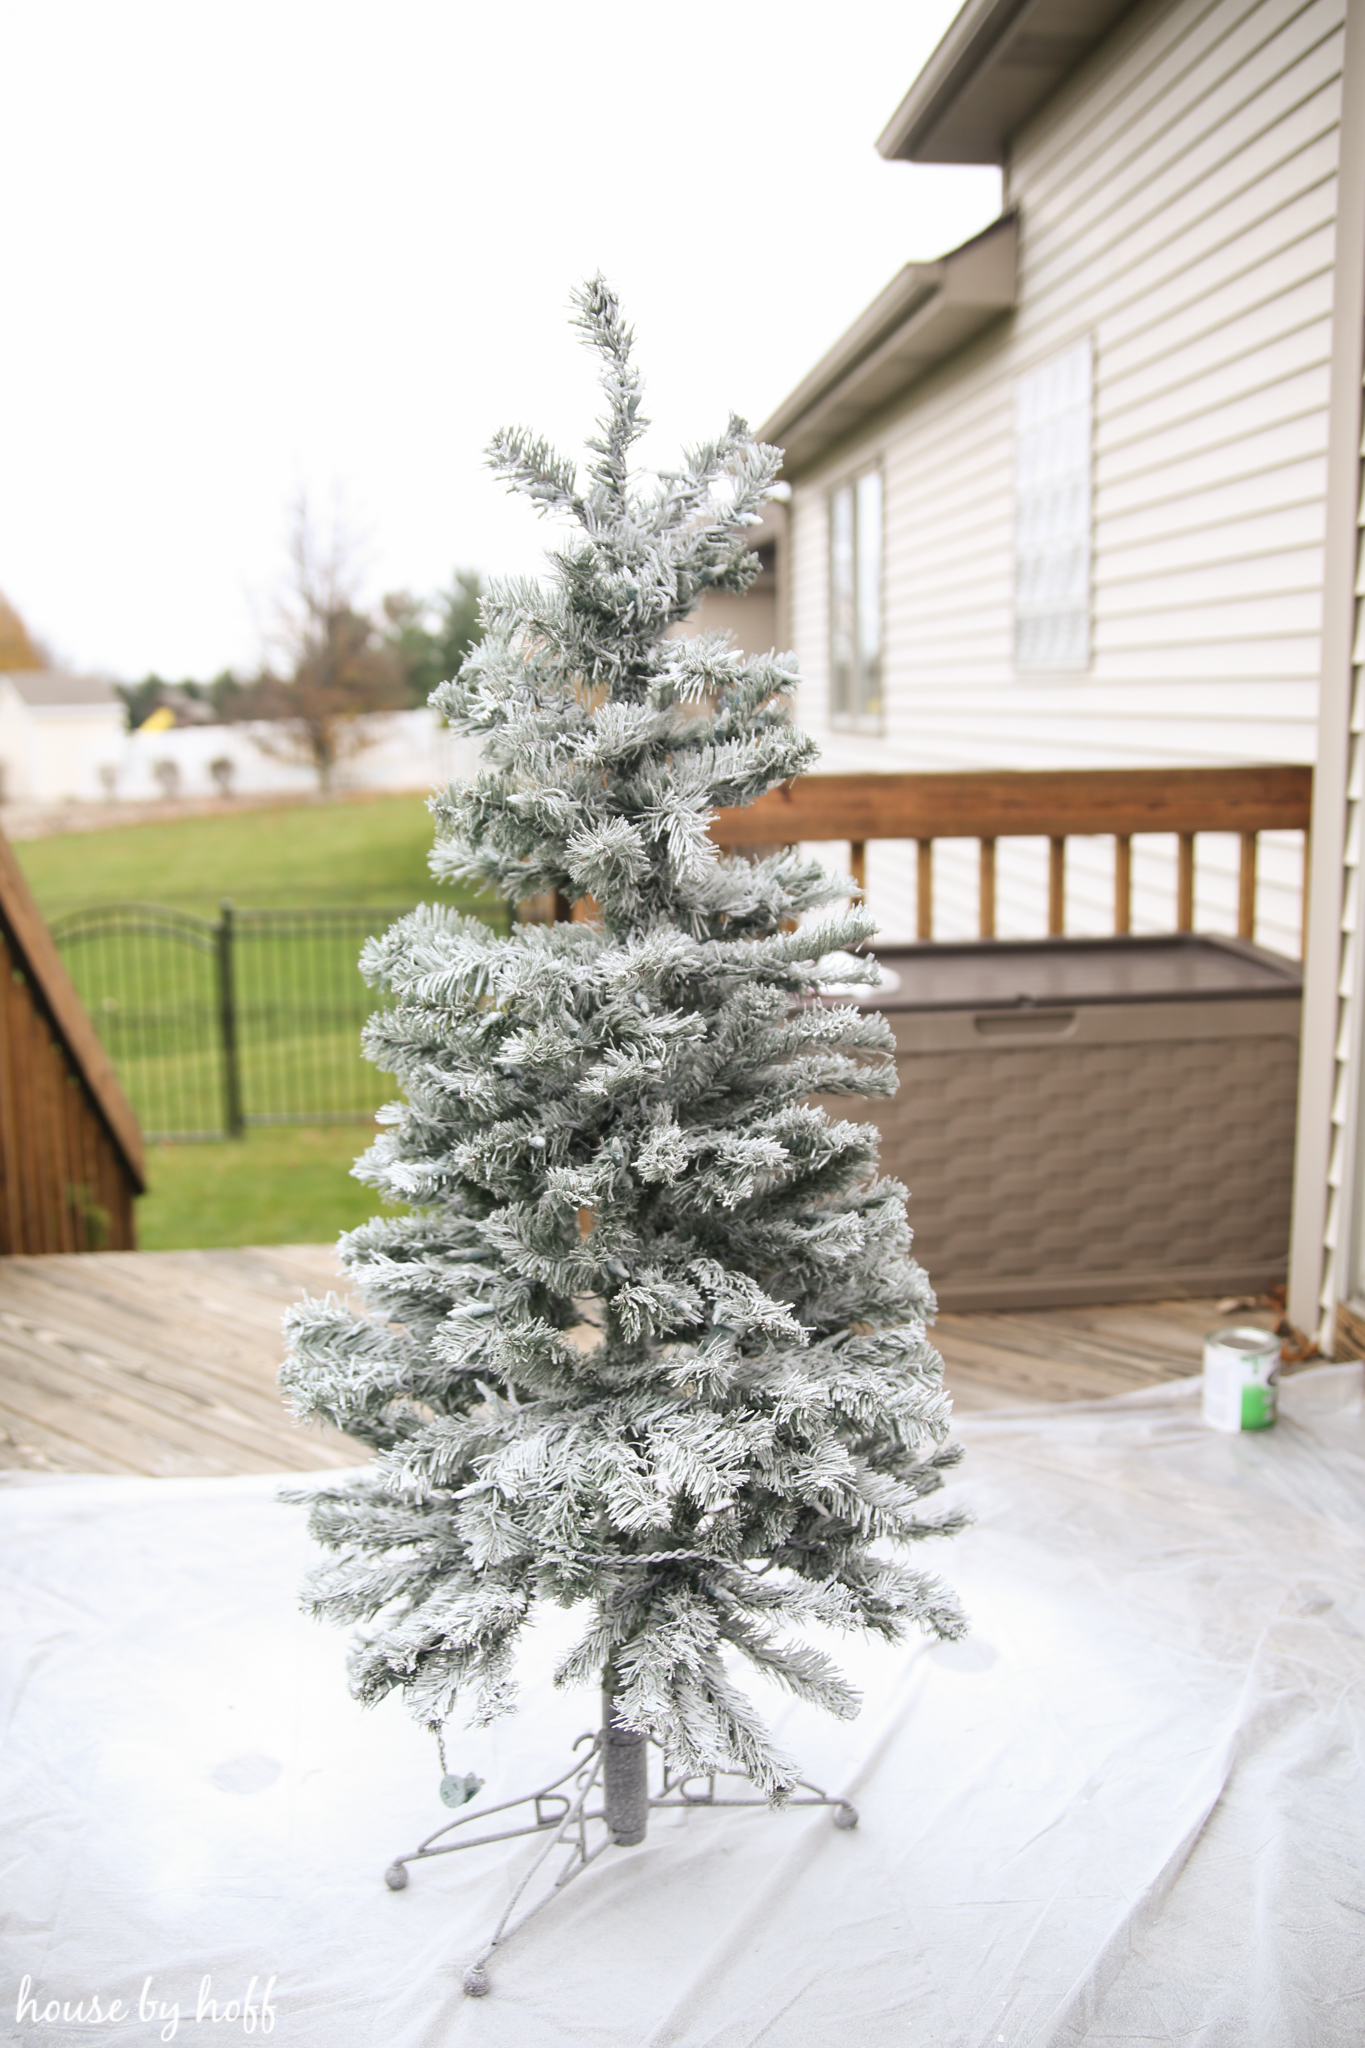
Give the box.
[281,279,965,1830]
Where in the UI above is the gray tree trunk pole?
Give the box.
[601,1670,648,1846]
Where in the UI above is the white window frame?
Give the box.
[1015,339,1093,673]
[828,463,884,732]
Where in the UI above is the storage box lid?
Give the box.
[846,935,1302,1012]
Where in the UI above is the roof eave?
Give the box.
[759,212,1018,479]
[759,262,947,452]
[5,669,120,710]
[877,0,1140,165]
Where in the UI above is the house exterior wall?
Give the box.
[0,686,34,801]
[0,686,127,803]
[680,508,785,659]
[30,706,128,803]
[1304,344,1365,1338]
[687,585,778,659]
[1287,0,1365,1346]
[786,0,1343,958]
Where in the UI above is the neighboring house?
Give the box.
[759,0,1348,962]
[117,707,482,804]
[0,590,478,807]
[0,663,478,809]
[0,670,126,804]
[138,686,219,728]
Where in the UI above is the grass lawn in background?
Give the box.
[137,1124,393,1249]
[20,790,510,1156]
[14,791,502,920]
[18,793,504,1246]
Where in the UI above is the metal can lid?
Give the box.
[1207,1325,1280,1356]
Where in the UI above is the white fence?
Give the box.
[10,707,481,808]
[118,707,479,803]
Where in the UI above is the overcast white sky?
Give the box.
[1,1,999,680]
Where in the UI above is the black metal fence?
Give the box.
[52,900,508,1142]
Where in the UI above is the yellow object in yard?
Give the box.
[138,704,176,732]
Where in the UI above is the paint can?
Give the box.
[1202,1325,1281,1433]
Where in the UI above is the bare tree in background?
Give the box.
[118,508,486,749]
[246,499,408,791]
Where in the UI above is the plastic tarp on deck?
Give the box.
[3,1366,1363,2047]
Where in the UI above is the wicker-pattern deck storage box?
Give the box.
[834,936,1302,1312]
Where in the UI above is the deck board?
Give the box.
[0,1246,1287,1477]
[936,1297,1238,1410]
[0,1246,360,1475]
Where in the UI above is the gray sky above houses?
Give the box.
[1,0,1000,681]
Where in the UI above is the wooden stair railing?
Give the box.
[0,831,144,1253]
[710,766,1313,948]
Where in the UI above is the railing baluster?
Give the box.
[849,840,867,898]
[916,840,934,941]
[979,838,996,939]
[1114,834,1132,935]
[1177,833,1195,931]
[1237,832,1257,941]
[1048,838,1066,936]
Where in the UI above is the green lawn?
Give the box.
[13,793,505,1247]
[137,1124,394,1249]
[15,790,498,920]
[56,904,418,1137]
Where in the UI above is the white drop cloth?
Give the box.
[3,1367,1363,2048]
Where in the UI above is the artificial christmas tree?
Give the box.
[281,279,965,1987]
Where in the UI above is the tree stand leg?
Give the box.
[380,1681,858,1998]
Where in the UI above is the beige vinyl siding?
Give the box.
[1318,386,1365,1323]
[789,0,1336,960]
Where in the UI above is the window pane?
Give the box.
[1015,339,1092,672]
[830,484,855,718]
[855,468,882,720]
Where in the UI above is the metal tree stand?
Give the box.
[383,1686,859,1997]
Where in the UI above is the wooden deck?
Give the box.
[0,1246,359,1476]
[935,1297,1261,1409]
[0,1245,1287,1478]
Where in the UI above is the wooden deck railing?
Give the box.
[0,832,144,1252]
[711,765,1314,947]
